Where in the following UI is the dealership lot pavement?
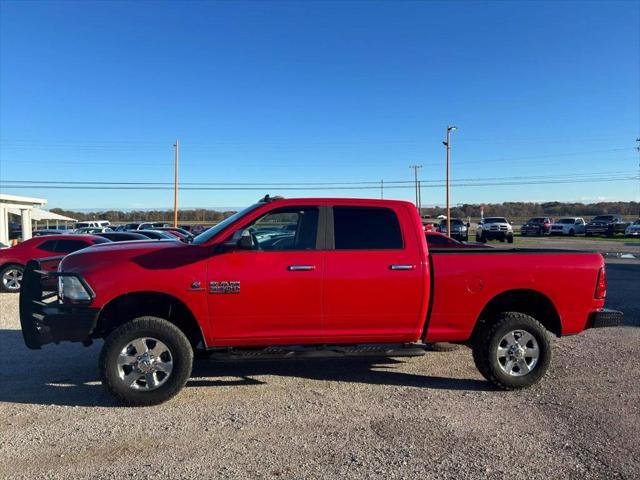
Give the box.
[0,257,638,479]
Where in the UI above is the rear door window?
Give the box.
[38,240,58,252]
[53,240,91,253]
[333,207,403,250]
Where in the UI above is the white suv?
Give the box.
[476,217,513,243]
[550,218,585,236]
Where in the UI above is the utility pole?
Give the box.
[417,180,422,214]
[409,165,422,210]
[173,139,179,227]
[380,179,384,199]
[442,126,457,237]
[636,138,640,216]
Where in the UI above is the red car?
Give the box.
[20,197,622,405]
[0,234,110,292]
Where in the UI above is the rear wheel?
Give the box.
[569,229,575,236]
[99,316,193,406]
[1,264,24,293]
[472,312,551,390]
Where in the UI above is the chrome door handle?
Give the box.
[288,265,316,271]
[390,264,416,270]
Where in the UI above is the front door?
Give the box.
[207,206,324,345]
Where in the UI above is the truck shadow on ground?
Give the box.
[0,329,490,408]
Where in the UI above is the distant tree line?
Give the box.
[49,208,237,224]
[49,201,639,224]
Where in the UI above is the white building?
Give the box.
[0,193,76,245]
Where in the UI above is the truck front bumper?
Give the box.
[19,260,99,350]
[589,309,624,328]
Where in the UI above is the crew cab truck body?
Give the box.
[20,197,623,405]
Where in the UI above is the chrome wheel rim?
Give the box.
[2,268,23,291]
[496,330,539,377]
[117,337,174,391]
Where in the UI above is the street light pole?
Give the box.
[173,139,179,227]
[409,165,422,210]
[443,126,457,237]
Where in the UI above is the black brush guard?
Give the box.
[19,259,100,350]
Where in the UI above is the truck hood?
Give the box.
[60,239,210,273]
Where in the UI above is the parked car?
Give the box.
[128,230,178,240]
[520,217,553,236]
[32,229,64,236]
[421,219,441,233]
[9,221,21,240]
[138,222,170,230]
[550,218,586,236]
[426,232,488,248]
[475,217,514,243]
[114,223,141,231]
[438,219,469,241]
[75,227,113,234]
[625,220,640,237]
[96,232,150,242]
[585,215,630,237]
[20,196,622,405]
[0,234,111,292]
[153,227,195,242]
[75,220,111,229]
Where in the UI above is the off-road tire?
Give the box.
[472,312,551,390]
[99,316,193,406]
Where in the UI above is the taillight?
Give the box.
[595,266,607,299]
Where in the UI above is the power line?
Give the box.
[1,175,637,191]
[2,169,636,187]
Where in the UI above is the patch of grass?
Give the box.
[515,235,640,244]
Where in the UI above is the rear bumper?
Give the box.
[19,260,99,349]
[589,309,624,328]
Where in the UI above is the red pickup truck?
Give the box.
[19,197,623,405]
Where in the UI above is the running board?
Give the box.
[202,343,428,361]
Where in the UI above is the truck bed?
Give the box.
[426,249,605,342]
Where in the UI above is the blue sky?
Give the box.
[0,0,638,210]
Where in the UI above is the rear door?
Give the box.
[323,204,426,342]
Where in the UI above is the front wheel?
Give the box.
[507,235,514,244]
[99,316,193,406]
[1,264,24,293]
[472,312,551,390]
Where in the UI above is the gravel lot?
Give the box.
[1,262,639,479]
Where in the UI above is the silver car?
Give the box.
[625,220,640,237]
[549,218,585,236]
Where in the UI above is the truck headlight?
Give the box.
[58,276,92,303]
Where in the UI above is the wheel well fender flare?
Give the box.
[473,289,562,338]
[95,291,206,348]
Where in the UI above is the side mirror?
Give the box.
[224,229,256,250]
[237,229,255,249]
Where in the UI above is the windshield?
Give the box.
[633,220,640,225]
[192,203,263,245]
[526,217,545,223]
[592,215,614,222]
[441,219,464,226]
[483,217,507,223]
[558,219,575,224]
